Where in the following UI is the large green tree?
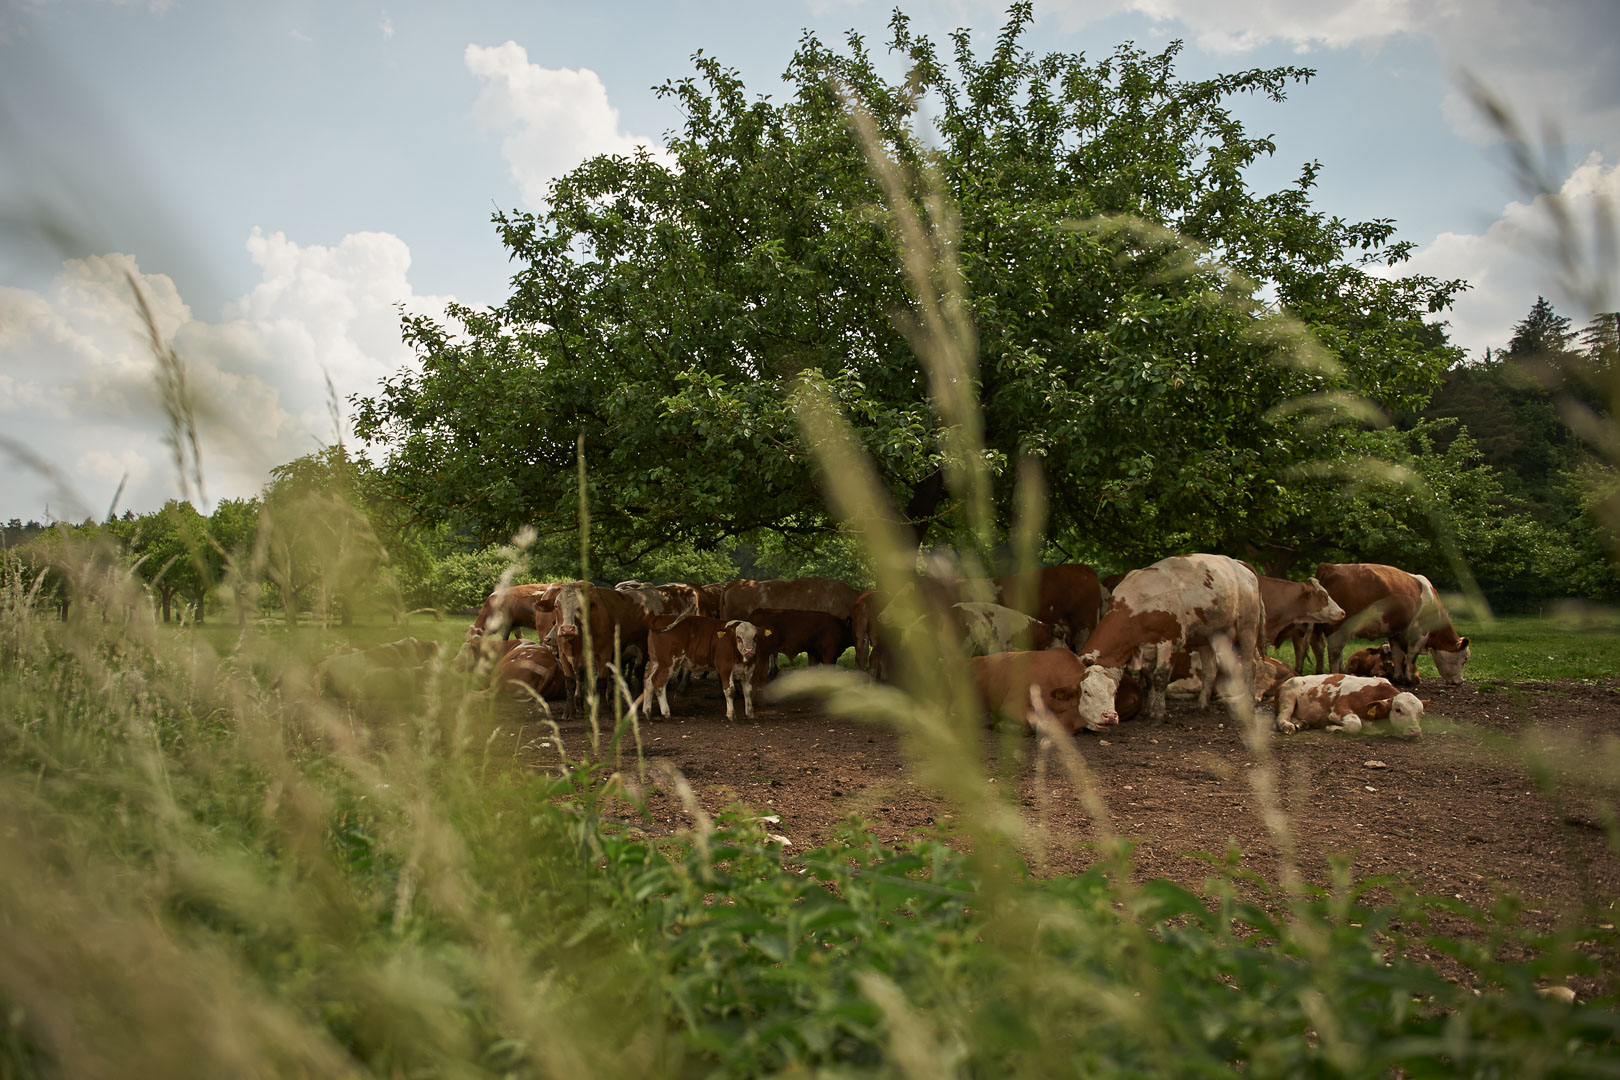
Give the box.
[355,5,1462,567]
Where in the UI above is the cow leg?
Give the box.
[1389,637,1415,686]
[1309,628,1327,675]
[741,670,755,719]
[1274,688,1299,734]
[1195,643,1219,709]
[1326,625,1351,674]
[721,671,736,722]
[1288,628,1308,675]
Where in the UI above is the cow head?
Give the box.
[725,619,766,661]
[1075,665,1123,730]
[554,583,588,639]
[1388,691,1424,736]
[1430,637,1469,685]
[1305,577,1348,625]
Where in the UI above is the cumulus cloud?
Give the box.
[466,41,671,207]
[0,232,453,518]
[1387,152,1620,359]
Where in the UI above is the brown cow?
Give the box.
[695,582,728,618]
[1255,575,1346,674]
[488,642,564,700]
[553,582,655,712]
[637,614,768,721]
[852,590,877,671]
[992,563,1107,649]
[1312,563,1470,685]
[720,577,860,621]
[746,607,853,668]
[1272,674,1425,736]
[969,649,1100,734]
[459,582,559,663]
[1345,644,1399,679]
[1076,554,1266,726]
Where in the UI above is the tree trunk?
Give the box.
[160,586,173,623]
[903,468,948,547]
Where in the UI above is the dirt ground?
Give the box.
[511,672,1620,973]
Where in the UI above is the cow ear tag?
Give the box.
[717,630,725,637]
[764,629,772,636]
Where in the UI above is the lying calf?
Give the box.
[1273,674,1424,736]
[1345,643,1401,680]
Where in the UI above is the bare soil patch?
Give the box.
[513,675,1620,965]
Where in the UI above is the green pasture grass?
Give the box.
[1448,612,1620,683]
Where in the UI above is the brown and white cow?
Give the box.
[1345,643,1398,679]
[637,614,768,721]
[1272,674,1425,736]
[745,607,853,668]
[553,582,655,712]
[720,577,861,621]
[1075,553,1266,727]
[1160,651,1294,705]
[487,642,565,700]
[969,649,1100,735]
[1312,563,1470,685]
[1255,574,1346,674]
[458,582,560,664]
[991,563,1107,650]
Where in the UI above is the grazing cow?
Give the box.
[553,582,655,712]
[969,649,1100,734]
[746,607,853,668]
[488,642,564,700]
[1272,674,1425,736]
[459,582,559,662]
[1345,644,1398,679]
[638,614,768,721]
[951,602,1063,655]
[1312,563,1470,685]
[720,577,861,621]
[1076,554,1266,727]
[992,563,1107,649]
[1255,574,1346,674]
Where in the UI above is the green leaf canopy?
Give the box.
[354,4,1464,568]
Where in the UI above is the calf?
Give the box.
[1273,674,1425,736]
[746,607,853,668]
[1345,643,1399,679]
[1312,563,1470,685]
[969,649,1101,735]
[638,615,768,721]
[1076,553,1266,727]
[488,642,564,700]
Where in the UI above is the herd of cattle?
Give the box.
[430,554,1470,739]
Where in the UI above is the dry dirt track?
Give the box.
[511,674,1620,972]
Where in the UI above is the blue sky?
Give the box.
[1,0,1616,521]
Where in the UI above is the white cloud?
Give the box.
[1029,0,1618,154]
[0,231,453,517]
[1388,152,1620,358]
[465,41,672,207]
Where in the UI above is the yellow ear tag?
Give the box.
[764,629,773,636]
[717,630,725,637]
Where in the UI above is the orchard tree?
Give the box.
[355,4,1463,568]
